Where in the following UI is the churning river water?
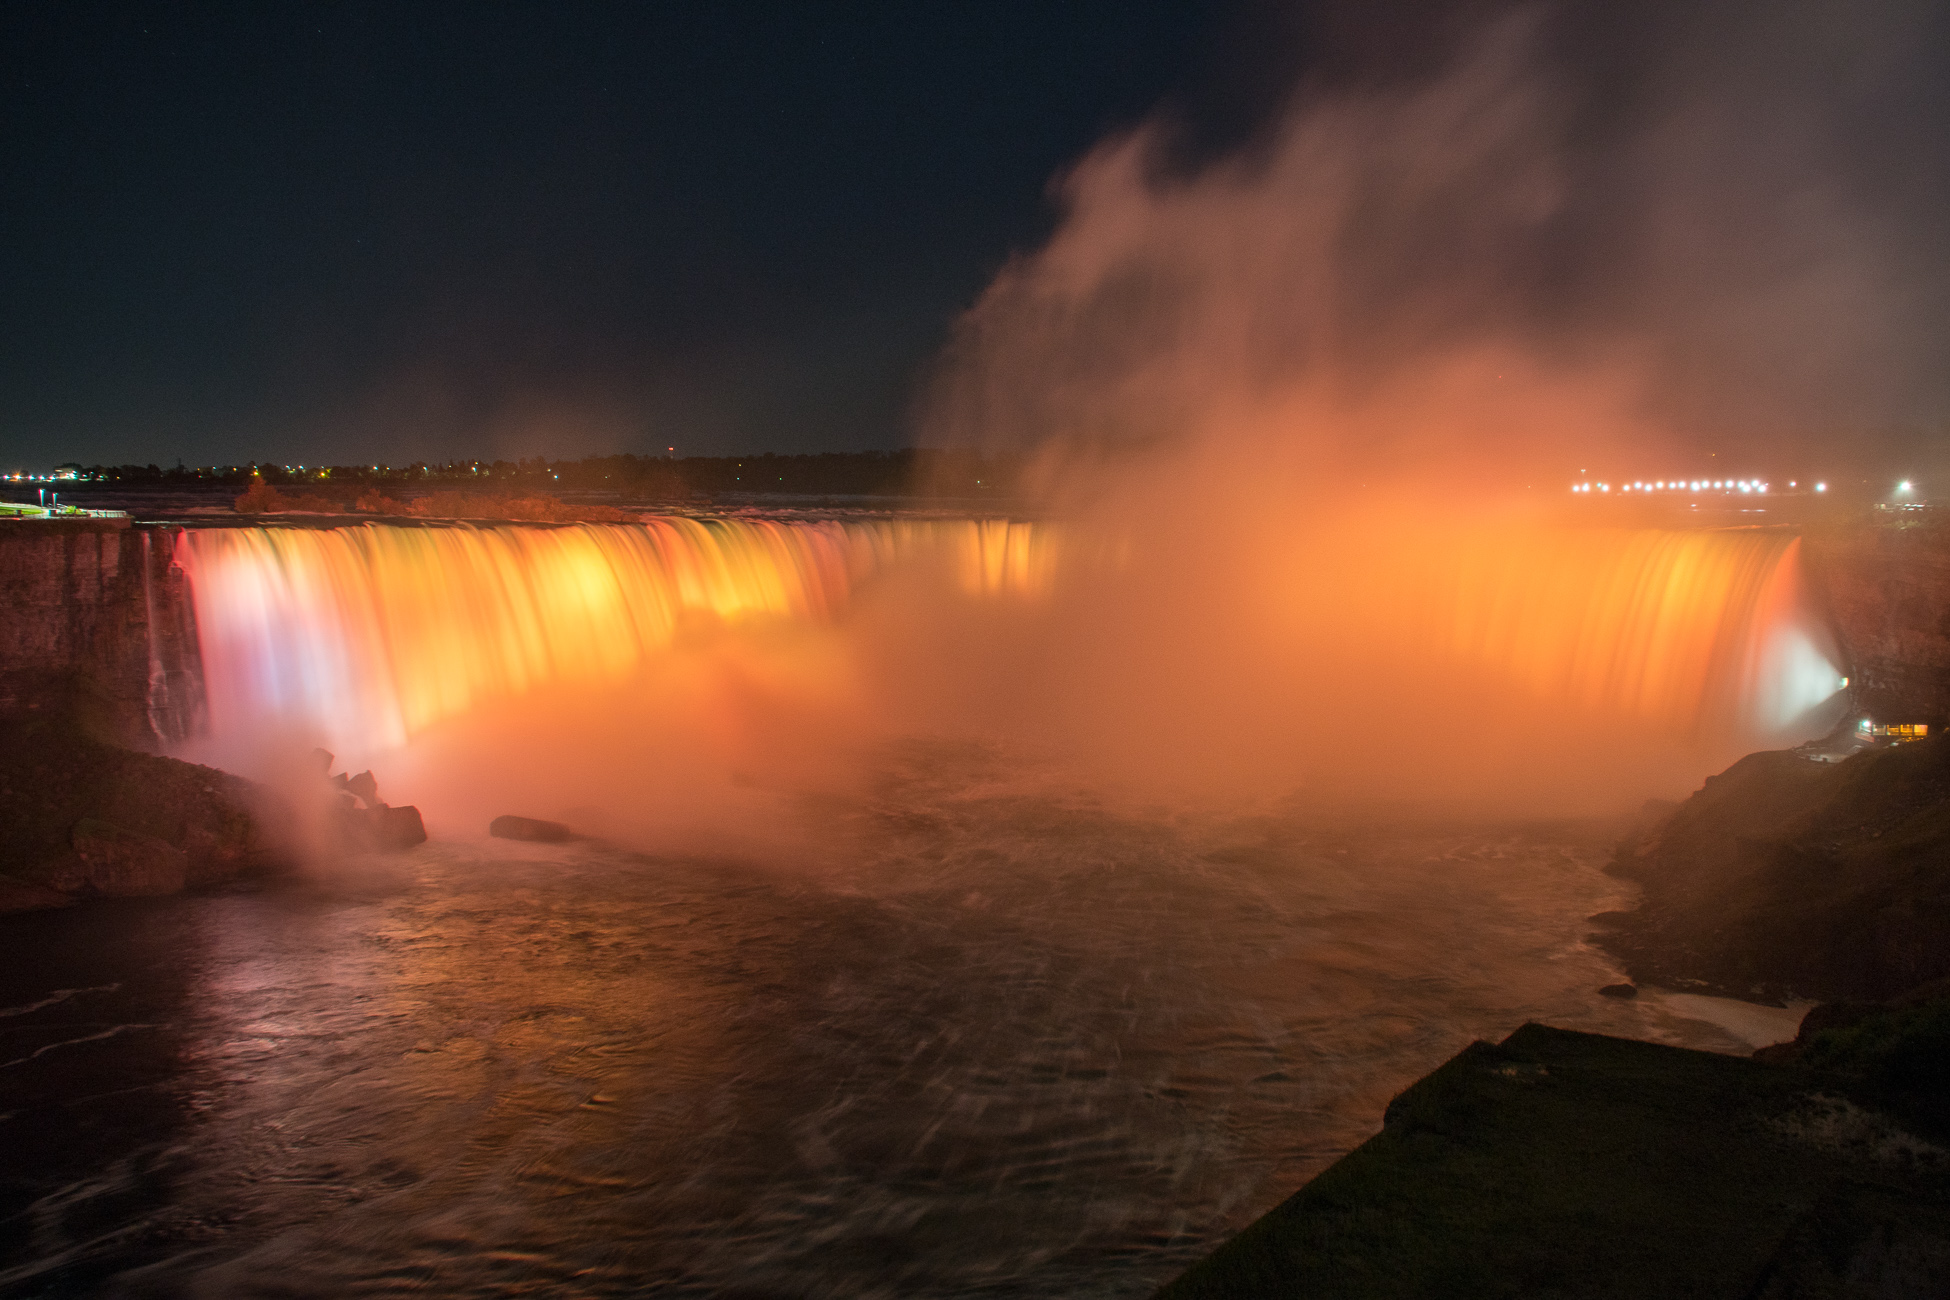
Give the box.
[1,745,1796,1298]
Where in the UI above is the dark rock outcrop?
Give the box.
[0,715,290,911]
[61,816,190,896]
[314,751,428,853]
[489,815,573,843]
[0,874,73,911]
[1157,1024,1950,1299]
[341,804,427,851]
[1593,732,1950,1002]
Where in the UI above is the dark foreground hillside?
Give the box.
[1593,733,1950,1004]
[1156,1024,1950,1299]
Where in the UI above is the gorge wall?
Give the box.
[0,520,204,750]
[1802,523,1950,727]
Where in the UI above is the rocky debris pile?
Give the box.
[315,750,427,851]
[488,814,573,843]
[0,715,291,911]
[1592,730,1950,1002]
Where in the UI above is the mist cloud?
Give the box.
[922,0,1950,482]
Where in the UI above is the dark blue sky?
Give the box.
[7,2,1948,474]
[2,1,1274,467]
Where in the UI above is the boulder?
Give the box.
[489,815,573,843]
[59,817,190,896]
[372,804,427,850]
[333,803,428,852]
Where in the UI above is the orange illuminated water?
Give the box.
[1436,529,1833,735]
[177,518,1841,803]
[178,518,1053,757]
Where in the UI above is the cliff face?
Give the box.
[1594,732,1950,1002]
[1801,522,1950,726]
[0,714,291,910]
[0,520,204,750]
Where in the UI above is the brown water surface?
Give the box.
[0,749,1760,1297]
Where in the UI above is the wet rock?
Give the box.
[1599,983,1639,999]
[59,817,189,896]
[372,805,427,850]
[0,873,74,911]
[0,714,294,912]
[334,803,428,852]
[489,815,573,843]
[333,769,381,806]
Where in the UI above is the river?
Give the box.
[0,743,1797,1298]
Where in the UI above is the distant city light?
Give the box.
[1816,483,1827,492]
[1898,480,1914,493]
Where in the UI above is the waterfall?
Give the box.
[177,518,1051,755]
[174,518,1842,798]
[1439,529,1843,737]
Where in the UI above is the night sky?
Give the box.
[3,1,1263,468]
[5,2,1949,474]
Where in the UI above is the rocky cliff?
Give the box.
[0,714,292,911]
[0,519,204,750]
[1594,731,1950,1002]
[1802,519,1950,726]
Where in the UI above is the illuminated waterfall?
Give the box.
[180,518,1052,754]
[1439,529,1844,736]
[178,518,1842,775]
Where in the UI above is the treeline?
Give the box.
[74,449,1021,499]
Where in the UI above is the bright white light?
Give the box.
[1816,482,1827,492]
[1898,480,1914,493]
[1752,624,1849,733]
